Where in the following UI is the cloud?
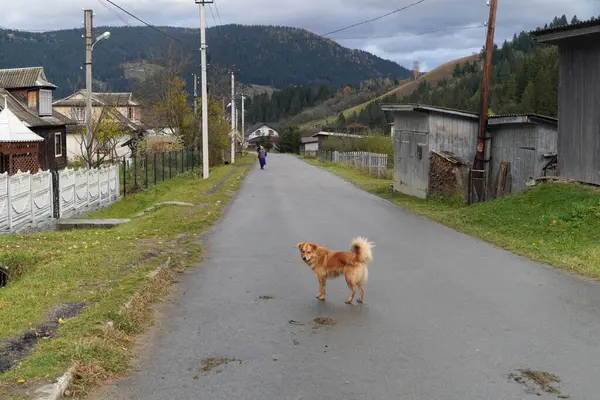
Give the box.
[1,0,598,71]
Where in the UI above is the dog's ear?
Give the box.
[297,242,304,250]
[310,243,318,251]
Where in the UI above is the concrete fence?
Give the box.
[0,165,120,233]
[58,165,120,218]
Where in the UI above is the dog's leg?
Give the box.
[317,276,326,301]
[357,280,365,303]
[345,278,355,304]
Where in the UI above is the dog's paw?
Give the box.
[345,300,353,304]
[357,299,363,304]
[317,296,326,301]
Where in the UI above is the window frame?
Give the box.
[54,132,63,157]
[39,89,53,116]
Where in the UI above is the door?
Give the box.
[513,147,536,193]
[395,130,428,199]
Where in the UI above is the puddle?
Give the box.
[0,302,86,374]
[509,368,569,398]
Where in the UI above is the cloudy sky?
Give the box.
[1,0,598,71]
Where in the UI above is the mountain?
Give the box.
[0,24,411,98]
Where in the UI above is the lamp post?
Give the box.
[84,9,110,167]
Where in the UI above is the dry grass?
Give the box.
[0,156,254,398]
[302,54,479,128]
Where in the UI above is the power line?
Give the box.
[331,24,486,40]
[102,0,188,44]
[213,0,224,26]
[321,0,426,37]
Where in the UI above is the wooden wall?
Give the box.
[557,40,600,184]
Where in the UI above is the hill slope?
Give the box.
[0,24,411,97]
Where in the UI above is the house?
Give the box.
[487,114,558,197]
[531,19,600,185]
[53,90,145,161]
[380,104,479,199]
[0,67,73,171]
[245,122,281,147]
[300,136,319,153]
[0,100,44,174]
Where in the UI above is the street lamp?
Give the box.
[84,22,111,167]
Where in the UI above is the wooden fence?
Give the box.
[312,150,390,178]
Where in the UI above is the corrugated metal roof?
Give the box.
[381,103,479,120]
[53,90,139,107]
[530,18,600,37]
[0,89,74,128]
[0,67,57,89]
[311,131,364,138]
[488,113,557,125]
[301,137,319,143]
[0,102,44,143]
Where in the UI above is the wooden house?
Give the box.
[531,19,600,184]
[0,67,73,171]
[0,99,44,174]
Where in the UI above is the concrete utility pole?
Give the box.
[241,94,246,150]
[195,0,212,179]
[193,73,198,115]
[84,9,93,167]
[475,0,498,171]
[230,70,236,163]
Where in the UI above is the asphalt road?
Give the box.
[97,154,600,400]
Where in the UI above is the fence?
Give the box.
[0,170,54,232]
[313,150,390,178]
[58,165,120,218]
[113,149,201,197]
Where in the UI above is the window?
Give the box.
[39,89,53,116]
[268,129,274,136]
[55,132,62,157]
[127,107,133,120]
[71,106,85,122]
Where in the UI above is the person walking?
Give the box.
[257,145,267,169]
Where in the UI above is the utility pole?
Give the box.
[195,0,212,179]
[475,0,498,171]
[241,94,246,150]
[193,73,198,115]
[230,70,236,164]
[84,9,93,167]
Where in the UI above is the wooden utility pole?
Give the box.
[474,0,498,171]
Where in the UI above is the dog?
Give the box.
[297,237,374,304]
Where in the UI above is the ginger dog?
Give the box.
[297,237,374,304]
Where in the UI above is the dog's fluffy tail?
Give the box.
[350,237,374,264]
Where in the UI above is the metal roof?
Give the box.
[0,89,74,128]
[0,101,44,143]
[53,90,140,107]
[381,103,479,120]
[488,113,558,126]
[0,67,57,90]
[301,136,319,143]
[530,18,600,43]
[311,131,364,139]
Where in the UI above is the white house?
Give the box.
[244,122,281,147]
[53,90,145,161]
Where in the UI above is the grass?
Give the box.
[0,155,254,396]
[304,158,600,281]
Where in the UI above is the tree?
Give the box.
[336,112,347,129]
[277,125,302,153]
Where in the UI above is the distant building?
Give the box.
[245,122,281,148]
[0,67,73,171]
[53,90,144,161]
[531,19,600,185]
[300,136,319,153]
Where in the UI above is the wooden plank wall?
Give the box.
[558,41,600,184]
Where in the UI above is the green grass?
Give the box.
[0,155,254,395]
[304,158,600,281]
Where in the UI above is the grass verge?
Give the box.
[0,155,253,398]
[303,158,600,281]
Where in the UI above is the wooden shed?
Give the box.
[531,19,600,185]
[381,104,479,199]
[487,114,558,198]
[0,101,44,174]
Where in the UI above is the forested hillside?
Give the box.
[0,24,410,97]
